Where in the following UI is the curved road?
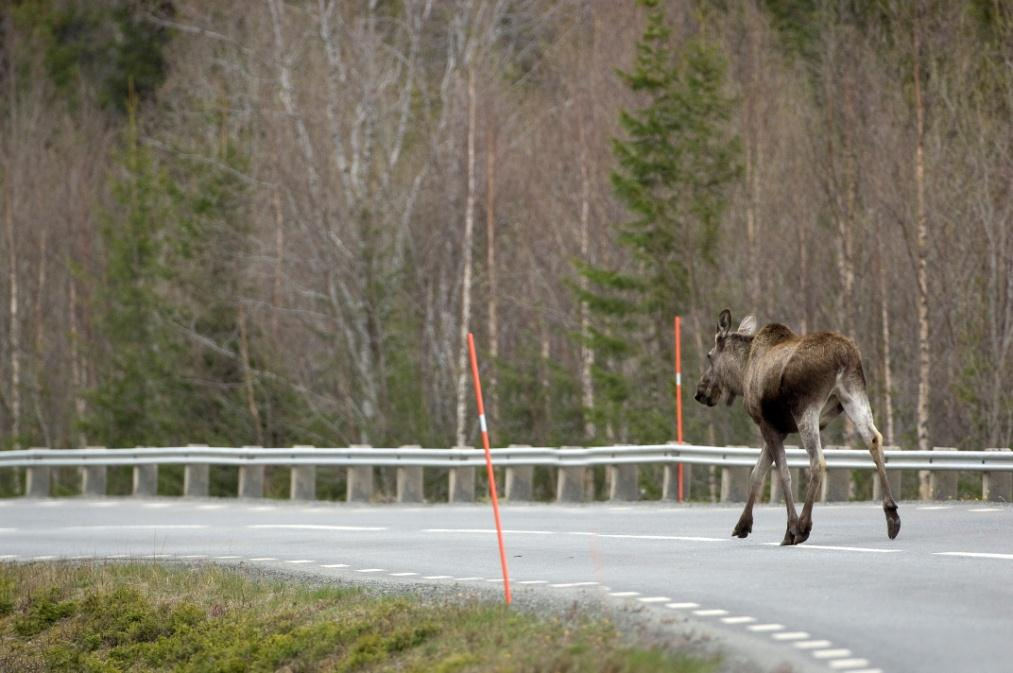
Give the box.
[2,498,1011,673]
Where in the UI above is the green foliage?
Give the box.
[11,0,171,112]
[577,2,740,444]
[0,563,718,673]
[82,101,190,448]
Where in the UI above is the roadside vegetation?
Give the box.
[0,562,716,673]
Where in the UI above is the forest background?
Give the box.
[1,0,1010,499]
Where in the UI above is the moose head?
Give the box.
[694,309,756,408]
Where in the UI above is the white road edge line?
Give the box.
[761,543,901,553]
[934,551,1013,561]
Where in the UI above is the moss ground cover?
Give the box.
[0,562,716,673]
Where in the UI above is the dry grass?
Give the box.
[0,562,717,673]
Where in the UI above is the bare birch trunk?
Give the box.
[454,68,478,448]
[271,189,284,341]
[578,122,595,441]
[4,178,19,448]
[32,229,51,448]
[912,15,932,495]
[238,302,264,447]
[68,277,86,448]
[485,127,499,425]
[879,247,896,446]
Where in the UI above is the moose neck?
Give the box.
[721,334,754,396]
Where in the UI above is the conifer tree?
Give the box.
[577,0,740,443]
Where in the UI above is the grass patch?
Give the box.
[0,562,717,673]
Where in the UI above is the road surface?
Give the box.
[2,498,1010,673]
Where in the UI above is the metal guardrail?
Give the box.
[2,444,1012,471]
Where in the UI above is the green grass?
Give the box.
[0,563,717,673]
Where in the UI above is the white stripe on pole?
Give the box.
[479,414,487,433]
[675,373,681,386]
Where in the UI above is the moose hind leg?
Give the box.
[795,409,825,545]
[840,388,901,539]
[733,445,772,539]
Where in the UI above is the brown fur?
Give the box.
[695,310,900,545]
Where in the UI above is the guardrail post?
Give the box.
[238,446,264,498]
[25,447,50,497]
[983,448,1011,502]
[719,449,749,502]
[184,445,210,498]
[290,445,316,501]
[505,445,532,501]
[556,448,585,503]
[346,444,373,503]
[133,450,158,497]
[609,463,639,501]
[872,446,903,502]
[448,447,475,503]
[80,448,107,497]
[396,445,424,503]
[821,446,852,502]
[929,447,959,500]
[662,453,690,501]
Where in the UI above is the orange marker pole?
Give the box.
[467,332,512,604]
[674,316,684,502]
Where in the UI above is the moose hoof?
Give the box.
[887,513,901,540]
[780,525,800,546]
[732,519,752,539]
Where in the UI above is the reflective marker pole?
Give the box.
[467,332,512,604]
[674,316,684,503]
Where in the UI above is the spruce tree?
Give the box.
[83,99,189,448]
[577,0,740,443]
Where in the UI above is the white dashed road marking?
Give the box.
[423,575,453,580]
[285,559,314,565]
[813,649,852,658]
[609,591,640,597]
[665,602,699,609]
[970,508,1001,512]
[249,557,276,562]
[517,580,548,585]
[693,609,729,617]
[772,632,810,641]
[637,596,671,603]
[748,623,784,632]
[354,568,386,573]
[794,640,833,649]
[321,563,349,568]
[248,524,387,532]
[762,543,901,553]
[828,659,871,670]
[721,616,756,624]
[389,572,418,577]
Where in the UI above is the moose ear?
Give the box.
[737,314,757,336]
[717,309,732,336]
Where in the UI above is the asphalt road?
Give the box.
[2,498,1011,673]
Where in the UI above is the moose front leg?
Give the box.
[732,444,772,538]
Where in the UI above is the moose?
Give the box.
[695,309,900,545]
